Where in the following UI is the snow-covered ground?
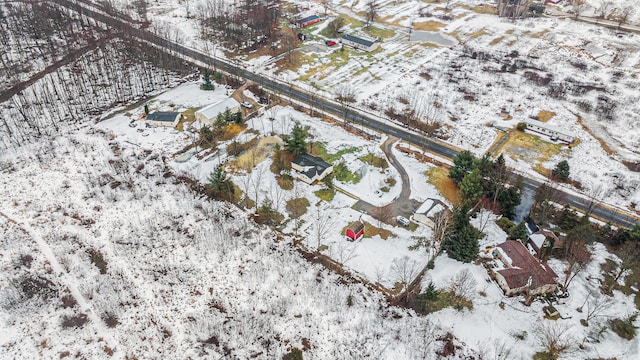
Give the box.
[2,1,640,358]
[109,0,640,214]
[2,76,639,359]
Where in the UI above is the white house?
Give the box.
[195,98,241,125]
[341,33,380,52]
[146,111,181,127]
[291,154,333,184]
[411,198,448,227]
[522,119,575,144]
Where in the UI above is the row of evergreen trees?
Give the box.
[443,151,522,263]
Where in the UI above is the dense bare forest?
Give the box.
[0,1,191,149]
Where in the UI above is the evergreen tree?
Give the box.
[449,150,476,185]
[214,113,226,128]
[509,221,527,241]
[233,111,242,124]
[552,160,570,182]
[223,108,232,123]
[208,166,228,192]
[443,205,482,263]
[460,168,483,205]
[207,166,234,201]
[202,70,214,90]
[497,186,521,219]
[144,103,149,115]
[286,121,307,155]
[475,152,493,177]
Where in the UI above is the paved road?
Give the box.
[53,0,640,229]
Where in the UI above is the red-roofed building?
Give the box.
[492,240,558,300]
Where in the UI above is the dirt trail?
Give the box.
[0,37,110,103]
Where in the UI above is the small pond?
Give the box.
[408,31,457,46]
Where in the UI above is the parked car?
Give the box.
[325,40,337,46]
[396,216,410,227]
[241,101,253,109]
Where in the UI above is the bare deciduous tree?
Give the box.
[372,204,393,228]
[312,202,336,250]
[391,256,420,292]
[535,321,574,359]
[609,241,640,291]
[561,240,592,291]
[613,5,635,30]
[596,0,615,19]
[583,291,614,326]
[448,269,477,300]
[365,1,378,27]
[534,182,566,225]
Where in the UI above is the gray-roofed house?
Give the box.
[341,33,380,52]
[411,198,449,227]
[146,111,181,127]
[195,98,241,125]
[291,154,333,184]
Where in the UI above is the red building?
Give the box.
[345,221,365,241]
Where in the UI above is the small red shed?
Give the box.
[345,221,365,241]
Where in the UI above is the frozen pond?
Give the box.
[408,31,457,46]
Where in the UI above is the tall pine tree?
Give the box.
[286,121,307,155]
[443,205,482,263]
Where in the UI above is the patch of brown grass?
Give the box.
[425,167,460,205]
[503,131,565,176]
[575,116,615,156]
[468,29,487,39]
[413,20,446,31]
[232,136,283,171]
[489,36,505,46]
[176,109,197,131]
[537,110,556,122]
[364,222,393,240]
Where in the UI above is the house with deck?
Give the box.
[195,98,241,125]
[492,240,558,302]
[291,154,333,184]
[527,230,563,259]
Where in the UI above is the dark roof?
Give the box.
[292,153,331,180]
[297,15,320,24]
[497,240,557,289]
[342,34,377,48]
[147,112,181,122]
[346,221,365,234]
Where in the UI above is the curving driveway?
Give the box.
[352,137,421,223]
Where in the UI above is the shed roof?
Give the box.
[342,34,378,48]
[346,221,365,234]
[297,15,319,24]
[196,98,240,121]
[147,112,181,122]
